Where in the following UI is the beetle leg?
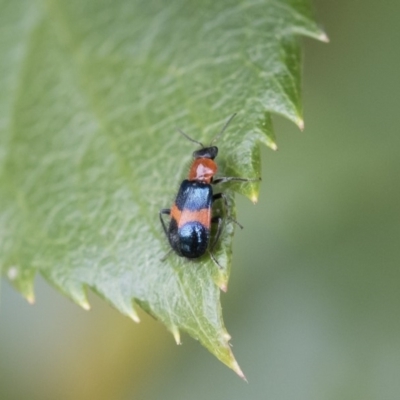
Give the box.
[207,215,224,269]
[213,193,243,229]
[159,208,170,237]
[160,248,173,262]
[159,209,173,261]
[213,176,261,185]
[210,215,223,252]
[208,250,223,270]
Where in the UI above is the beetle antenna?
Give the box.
[177,128,204,148]
[210,113,237,145]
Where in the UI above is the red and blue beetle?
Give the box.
[159,114,258,268]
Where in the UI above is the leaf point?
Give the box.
[319,31,330,43]
[69,285,91,311]
[270,142,278,151]
[26,293,36,305]
[80,300,91,311]
[14,275,36,305]
[297,118,305,131]
[171,326,181,345]
[218,281,228,293]
[129,310,141,323]
[232,359,247,382]
[127,301,141,323]
[216,270,229,292]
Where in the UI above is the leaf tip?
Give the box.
[319,31,330,43]
[232,359,247,382]
[171,326,181,345]
[250,193,259,204]
[241,178,261,204]
[126,301,141,323]
[297,118,305,131]
[26,293,36,305]
[79,299,91,311]
[220,333,247,380]
[129,310,141,323]
[269,142,278,151]
[68,284,91,311]
[216,273,229,292]
[8,267,36,304]
[250,180,261,203]
[219,281,228,292]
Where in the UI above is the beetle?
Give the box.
[159,113,258,268]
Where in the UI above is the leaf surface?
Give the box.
[0,0,325,375]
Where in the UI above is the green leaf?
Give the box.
[0,0,325,376]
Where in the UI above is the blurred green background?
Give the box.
[1,0,399,399]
